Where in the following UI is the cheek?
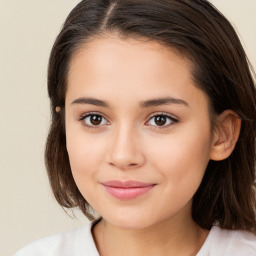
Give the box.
[66,133,106,205]
[147,131,211,215]
[67,136,104,172]
[147,123,212,188]
[65,122,107,187]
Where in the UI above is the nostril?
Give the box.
[108,161,139,169]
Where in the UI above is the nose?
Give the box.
[107,125,146,170]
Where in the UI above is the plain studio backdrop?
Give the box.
[0,1,255,255]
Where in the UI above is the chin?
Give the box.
[100,209,160,230]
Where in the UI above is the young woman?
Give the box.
[15,0,256,255]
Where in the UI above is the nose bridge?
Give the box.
[108,122,145,169]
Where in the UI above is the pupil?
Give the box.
[90,115,102,125]
[155,116,166,126]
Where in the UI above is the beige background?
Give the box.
[0,1,255,255]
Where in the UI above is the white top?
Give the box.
[14,222,256,256]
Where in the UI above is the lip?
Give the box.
[101,180,156,200]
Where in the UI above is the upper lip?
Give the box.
[101,180,155,188]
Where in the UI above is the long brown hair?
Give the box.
[45,0,256,230]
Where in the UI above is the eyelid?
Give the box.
[79,111,110,128]
[78,111,178,129]
[145,112,179,128]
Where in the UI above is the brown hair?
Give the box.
[45,0,256,230]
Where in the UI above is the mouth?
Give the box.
[101,180,156,200]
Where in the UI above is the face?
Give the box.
[65,35,214,229]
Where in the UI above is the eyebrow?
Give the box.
[71,97,109,107]
[140,97,189,108]
[71,96,189,108]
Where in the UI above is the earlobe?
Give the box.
[210,110,241,161]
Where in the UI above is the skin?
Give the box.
[64,35,238,255]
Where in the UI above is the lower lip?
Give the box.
[103,185,155,200]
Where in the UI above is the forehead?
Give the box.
[68,34,193,82]
[66,35,208,109]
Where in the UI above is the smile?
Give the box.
[101,180,156,200]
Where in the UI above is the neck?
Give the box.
[92,212,209,256]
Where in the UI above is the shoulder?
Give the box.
[13,222,99,256]
[198,226,256,256]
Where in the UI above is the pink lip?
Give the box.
[101,180,155,200]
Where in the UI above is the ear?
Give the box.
[210,110,241,161]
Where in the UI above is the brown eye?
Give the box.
[82,114,108,127]
[147,114,177,128]
[154,116,167,126]
[90,115,102,125]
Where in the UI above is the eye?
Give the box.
[80,113,109,127]
[146,114,177,128]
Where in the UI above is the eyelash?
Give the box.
[79,112,178,129]
[79,112,109,129]
[145,112,178,129]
